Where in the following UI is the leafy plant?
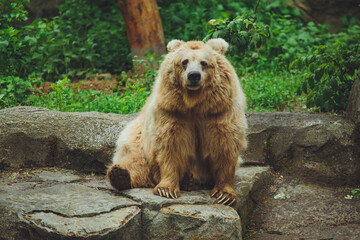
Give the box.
[0,75,40,108]
[203,11,269,55]
[345,188,360,200]
[291,25,360,112]
[240,70,303,111]
[0,0,29,27]
[28,72,154,114]
[0,0,131,81]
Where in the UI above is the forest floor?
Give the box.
[37,73,121,94]
[245,173,360,240]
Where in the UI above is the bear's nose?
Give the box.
[187,71,201,83]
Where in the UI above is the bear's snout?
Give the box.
[187,71,201,87]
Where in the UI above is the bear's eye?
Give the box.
[182,59,189,66]
[200,61,208,67]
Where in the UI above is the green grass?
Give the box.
[26,76,153,114]
[240,70,304,112]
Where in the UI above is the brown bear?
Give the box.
[107,38,247,205]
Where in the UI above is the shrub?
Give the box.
[0,0,131,81]
[0,75,40,108]
[291,25,360,112]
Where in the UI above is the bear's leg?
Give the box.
[152,151,186,199]
[150,120,195,199]
[210,147,237,205]
[207,128,247,206]
[107,153,154,191]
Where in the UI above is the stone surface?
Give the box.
[1,106,360,238]
[32,168,82,182]
[246,176,360,239]
[0,166,270,240]
[25,207,141,239]
[1,106,359,186]
[142,205,241,240]
[0,107,135,173]
[244,112,360,185]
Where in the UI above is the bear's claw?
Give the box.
[154,187,179,199]
[211,188,237,206]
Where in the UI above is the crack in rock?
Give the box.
[24,206,141,237]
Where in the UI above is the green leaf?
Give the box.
[300,56,306,64]
[24,36,37,45]
[208,19,225,26]
[0,40,9,47]
[306,55,314,65]
[351,189,360,196]
[345,195,354,200]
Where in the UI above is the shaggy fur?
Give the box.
[107,38,247,204]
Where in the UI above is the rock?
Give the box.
[244,112,360,185]
[32,168,82,182]
[0,166,271,239]
[142,205,242,240]
[2,106,359,238]
[24,207,141,239]
[1,106,359,185]
[0,107,135,173]
[286,0,360,31]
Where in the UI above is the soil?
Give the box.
[245,174,360,240]
[37,73,124,95]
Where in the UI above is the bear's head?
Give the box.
[154,38,242,114]
[166,38,229,92]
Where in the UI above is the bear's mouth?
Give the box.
[186,84,201,91]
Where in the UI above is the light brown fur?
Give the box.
[107,39,247,204]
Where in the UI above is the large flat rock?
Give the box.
[0,166,271,240]
[1,106,359,185]
[0,107,134,172]
[244,112,360,185]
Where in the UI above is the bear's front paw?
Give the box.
[153,185,181,199]
[211,185,237,206]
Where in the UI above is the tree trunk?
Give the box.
[346,68,360,124]
[118,0,166,74]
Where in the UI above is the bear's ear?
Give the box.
[206,38,229,54]
[167,40,184,52]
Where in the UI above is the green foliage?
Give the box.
[28,76,152,114]
[27,56,158,114]
[0,0,130,80]
[241,71,303,111]
[291,25,360,112]
[0,75,39,108]
[345,188,360,200]
[203,12,269,55]
[1,0,359,113]
[0,0,29,27]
